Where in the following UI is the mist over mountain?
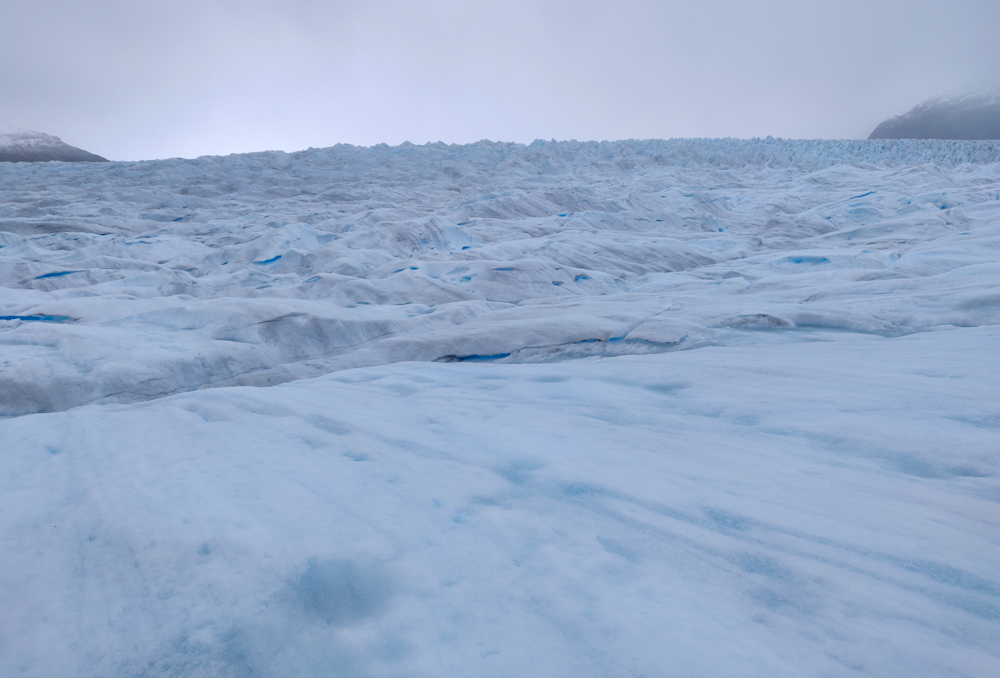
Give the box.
[869,93,1000,140]
[0,129,107,162]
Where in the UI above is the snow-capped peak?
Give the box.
[0,128,107,162]
[870,91,1000,140]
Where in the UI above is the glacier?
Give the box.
[1,138,999,677]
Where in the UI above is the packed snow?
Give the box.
[1,138,999,676]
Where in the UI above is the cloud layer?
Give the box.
[3,0,999,159]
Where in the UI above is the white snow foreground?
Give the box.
[1,138,999,676]
[3,330,999,677]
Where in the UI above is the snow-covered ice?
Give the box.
[1,138,999,676]
[3,138,999,416]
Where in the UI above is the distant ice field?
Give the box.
[1,138,999,676]
[2,138,999,415]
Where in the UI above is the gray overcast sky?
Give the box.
[2,0,998,160]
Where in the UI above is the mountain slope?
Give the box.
[870,93,1000,140]
[0,129,108,162]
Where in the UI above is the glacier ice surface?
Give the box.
[1,138,999,676]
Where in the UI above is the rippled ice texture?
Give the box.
[1,139,999,677]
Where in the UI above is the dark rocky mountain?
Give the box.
[869,94,1000,140]
[0,129,108,162]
